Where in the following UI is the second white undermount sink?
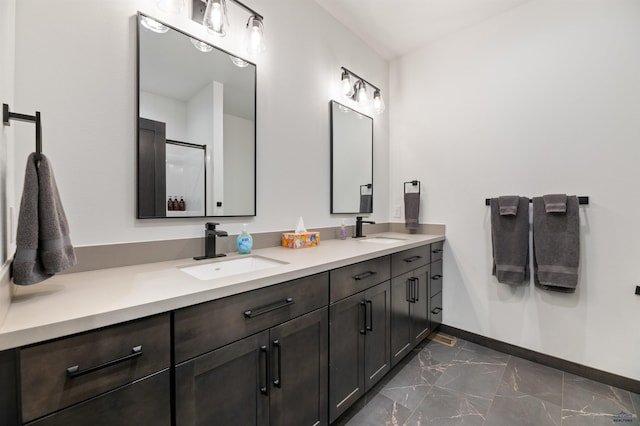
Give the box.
[180,256,287,281]
[359,237,407,244]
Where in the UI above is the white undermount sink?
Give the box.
[359,236,407,244]
[180,256,287,281]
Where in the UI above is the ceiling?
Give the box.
[314,0,531,60]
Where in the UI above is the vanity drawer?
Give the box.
[430,240,444,263]
[174,272,329,363]
[430,292,443,331]
[19,313,170,423]
[391,245,430,277]
[430,260,443,297]
[329,256,390,302]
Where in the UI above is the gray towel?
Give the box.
[404,192,420,230]
[491,196,529,285]
[498,195,520,216]
[533,196,579,292]
[12,153,77,285]
[543,194,567,213]
[359,194,372,213]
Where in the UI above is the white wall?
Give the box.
[223,114,254,215]
[390,0,640,380]
[10,0,389,246]
[0,0,16,324]
[139,91,188,141]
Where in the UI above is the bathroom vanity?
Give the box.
[0,233,444,425]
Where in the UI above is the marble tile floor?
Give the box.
[334,337,639,426]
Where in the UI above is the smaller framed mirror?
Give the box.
[330,100,373,214]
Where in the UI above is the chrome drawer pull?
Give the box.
[403,255,421,263]
[244,298,294,318]
[353,271,376,281]
[66,345,143,378]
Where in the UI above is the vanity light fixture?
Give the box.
[230,55,249,67]
[194,0,266,55]
[190,37,214,52]
[340,67,385,114]
[140,16,169,33]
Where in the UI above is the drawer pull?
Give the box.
[66,345,143,378]
[366,300,373,332]
[432,248,443,254]
[431,307,442,314]
[432,274,443,280]
[353,271,377,281]
[244,298,294,318]
[360,301,367,335]
[403,255,422,263]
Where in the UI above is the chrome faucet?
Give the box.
[353,216,375,238]
[194,222,228,260]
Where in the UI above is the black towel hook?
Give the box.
[404,180,421,195]
[3,103,43,161]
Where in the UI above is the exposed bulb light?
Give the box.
[372,89,385,114]
[246,15,265,55]
[190,37,213,52]
[341,70,354,98]
[203,0,228,36]
[156,0,184,14]
[141,16,169,33]
[355,81,368,105]
[230,55,249,68]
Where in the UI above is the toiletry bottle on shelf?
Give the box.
[167,197,173,211]
[339,220,348,240]
[172,197,179,211]
[237,224,253,254]
[179,196,185,211]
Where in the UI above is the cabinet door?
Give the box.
[175,331,270,426]
[329,293,365,423]
[363,281,390,392]
[28,370,170,426]
[411,265,431,344]
[270,308,328,426]
[390,272,413,367]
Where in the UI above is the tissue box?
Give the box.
[282,232,320,249]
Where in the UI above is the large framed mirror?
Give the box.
[330,100,373,214]
[137,13,256,218]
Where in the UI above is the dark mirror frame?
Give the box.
[330,100,374,214]
[136,12,257,219]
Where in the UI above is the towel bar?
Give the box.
[484,196,589,206]
[3,103,42,159]
[404,180,421,195]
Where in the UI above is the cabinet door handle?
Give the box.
[272,340,282,388]
[432,248,443,254]
[244,298,294,318]
[403,255,422,263]
[366,300,373,332]
[415,277,420,302]
[408,278,417,303]
[432,274,443,280]
[406,280,411,302]
[66,345,143,378]
[360,301,367,335]
[431,307,442,314]
[260,345,269,395]
[353,271,377,281]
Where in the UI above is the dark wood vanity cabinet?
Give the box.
[174,273,329,426]
[328,257,391,423]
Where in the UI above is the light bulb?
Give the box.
[341,71,354,97]
[141,16,169,34]
[355,81,368,104]
[190,38,213,52]
[204,0,227,36]
[230,55,249,68]
[246,16,265,55]
[372,89,385,114]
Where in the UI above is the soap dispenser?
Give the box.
[237,224,253,254]
[339,220,348,240]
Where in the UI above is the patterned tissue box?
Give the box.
[281,232,320,249]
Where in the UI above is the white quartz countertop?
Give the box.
[0,232,444,350]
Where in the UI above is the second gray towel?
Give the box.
[533,196,580,292]
[12,153,77,285]
[404,192,420,230]
[491,196,530,285]
[359,194,372,213]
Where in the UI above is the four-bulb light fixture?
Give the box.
[340,67,385,114]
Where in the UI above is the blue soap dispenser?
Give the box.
[237,224,253,254]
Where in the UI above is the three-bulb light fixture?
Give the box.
[141,0,265,59]
[340,67,385,115]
